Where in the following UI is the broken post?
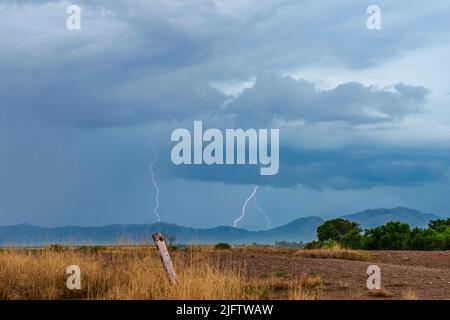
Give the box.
[152,232,177,285]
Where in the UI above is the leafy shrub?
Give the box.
[77,245,106,254]
[47,244,65,252]
[304,240,322,250]
[215,242,232,250]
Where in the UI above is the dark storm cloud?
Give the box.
[0,70,227,127]
[225,73,429,126]
[1,0,450,227]
[164,141,450,190]
[0,0,445,127]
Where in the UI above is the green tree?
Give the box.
[313,217,450,251]
[317,218,360,242]
[428,218,450,232]
[341,228,363,249]
[362,221,411,250]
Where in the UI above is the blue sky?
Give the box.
[1,0,450,229]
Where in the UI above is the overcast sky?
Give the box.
[1,0,449,229]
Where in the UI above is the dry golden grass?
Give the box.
[245,272,324,300]
[402,289,418,300]
[337,280,350,290]
[214,244,371,262]
[235,245,294,255]
[367,288,394,298]
[0,247,322,300]
[297,245,371,261]
[288,274,323,300]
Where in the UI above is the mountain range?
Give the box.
[0,207,444,246]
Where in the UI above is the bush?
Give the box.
[304,241,322,250]
[214,242,232,250]
[77,245,106,254]
[47,244,65,252]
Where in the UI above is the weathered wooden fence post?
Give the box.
[152,232,177,285]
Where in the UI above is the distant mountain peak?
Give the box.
[341,207,441,229]
[0,216,323,246]
[0,208,445,246]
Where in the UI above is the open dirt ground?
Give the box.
[215,250,450,300]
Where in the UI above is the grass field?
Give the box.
[0,246,322,300]
[0,245,448,300]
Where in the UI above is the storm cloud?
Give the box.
[1,0,450,227]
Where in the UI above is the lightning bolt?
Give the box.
[254,195,271,230]
[149,146,161,222]
[233,185,258,228]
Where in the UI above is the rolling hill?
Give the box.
[0,217,324,246]
[341,207,441,229]
[0,207,444,245]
